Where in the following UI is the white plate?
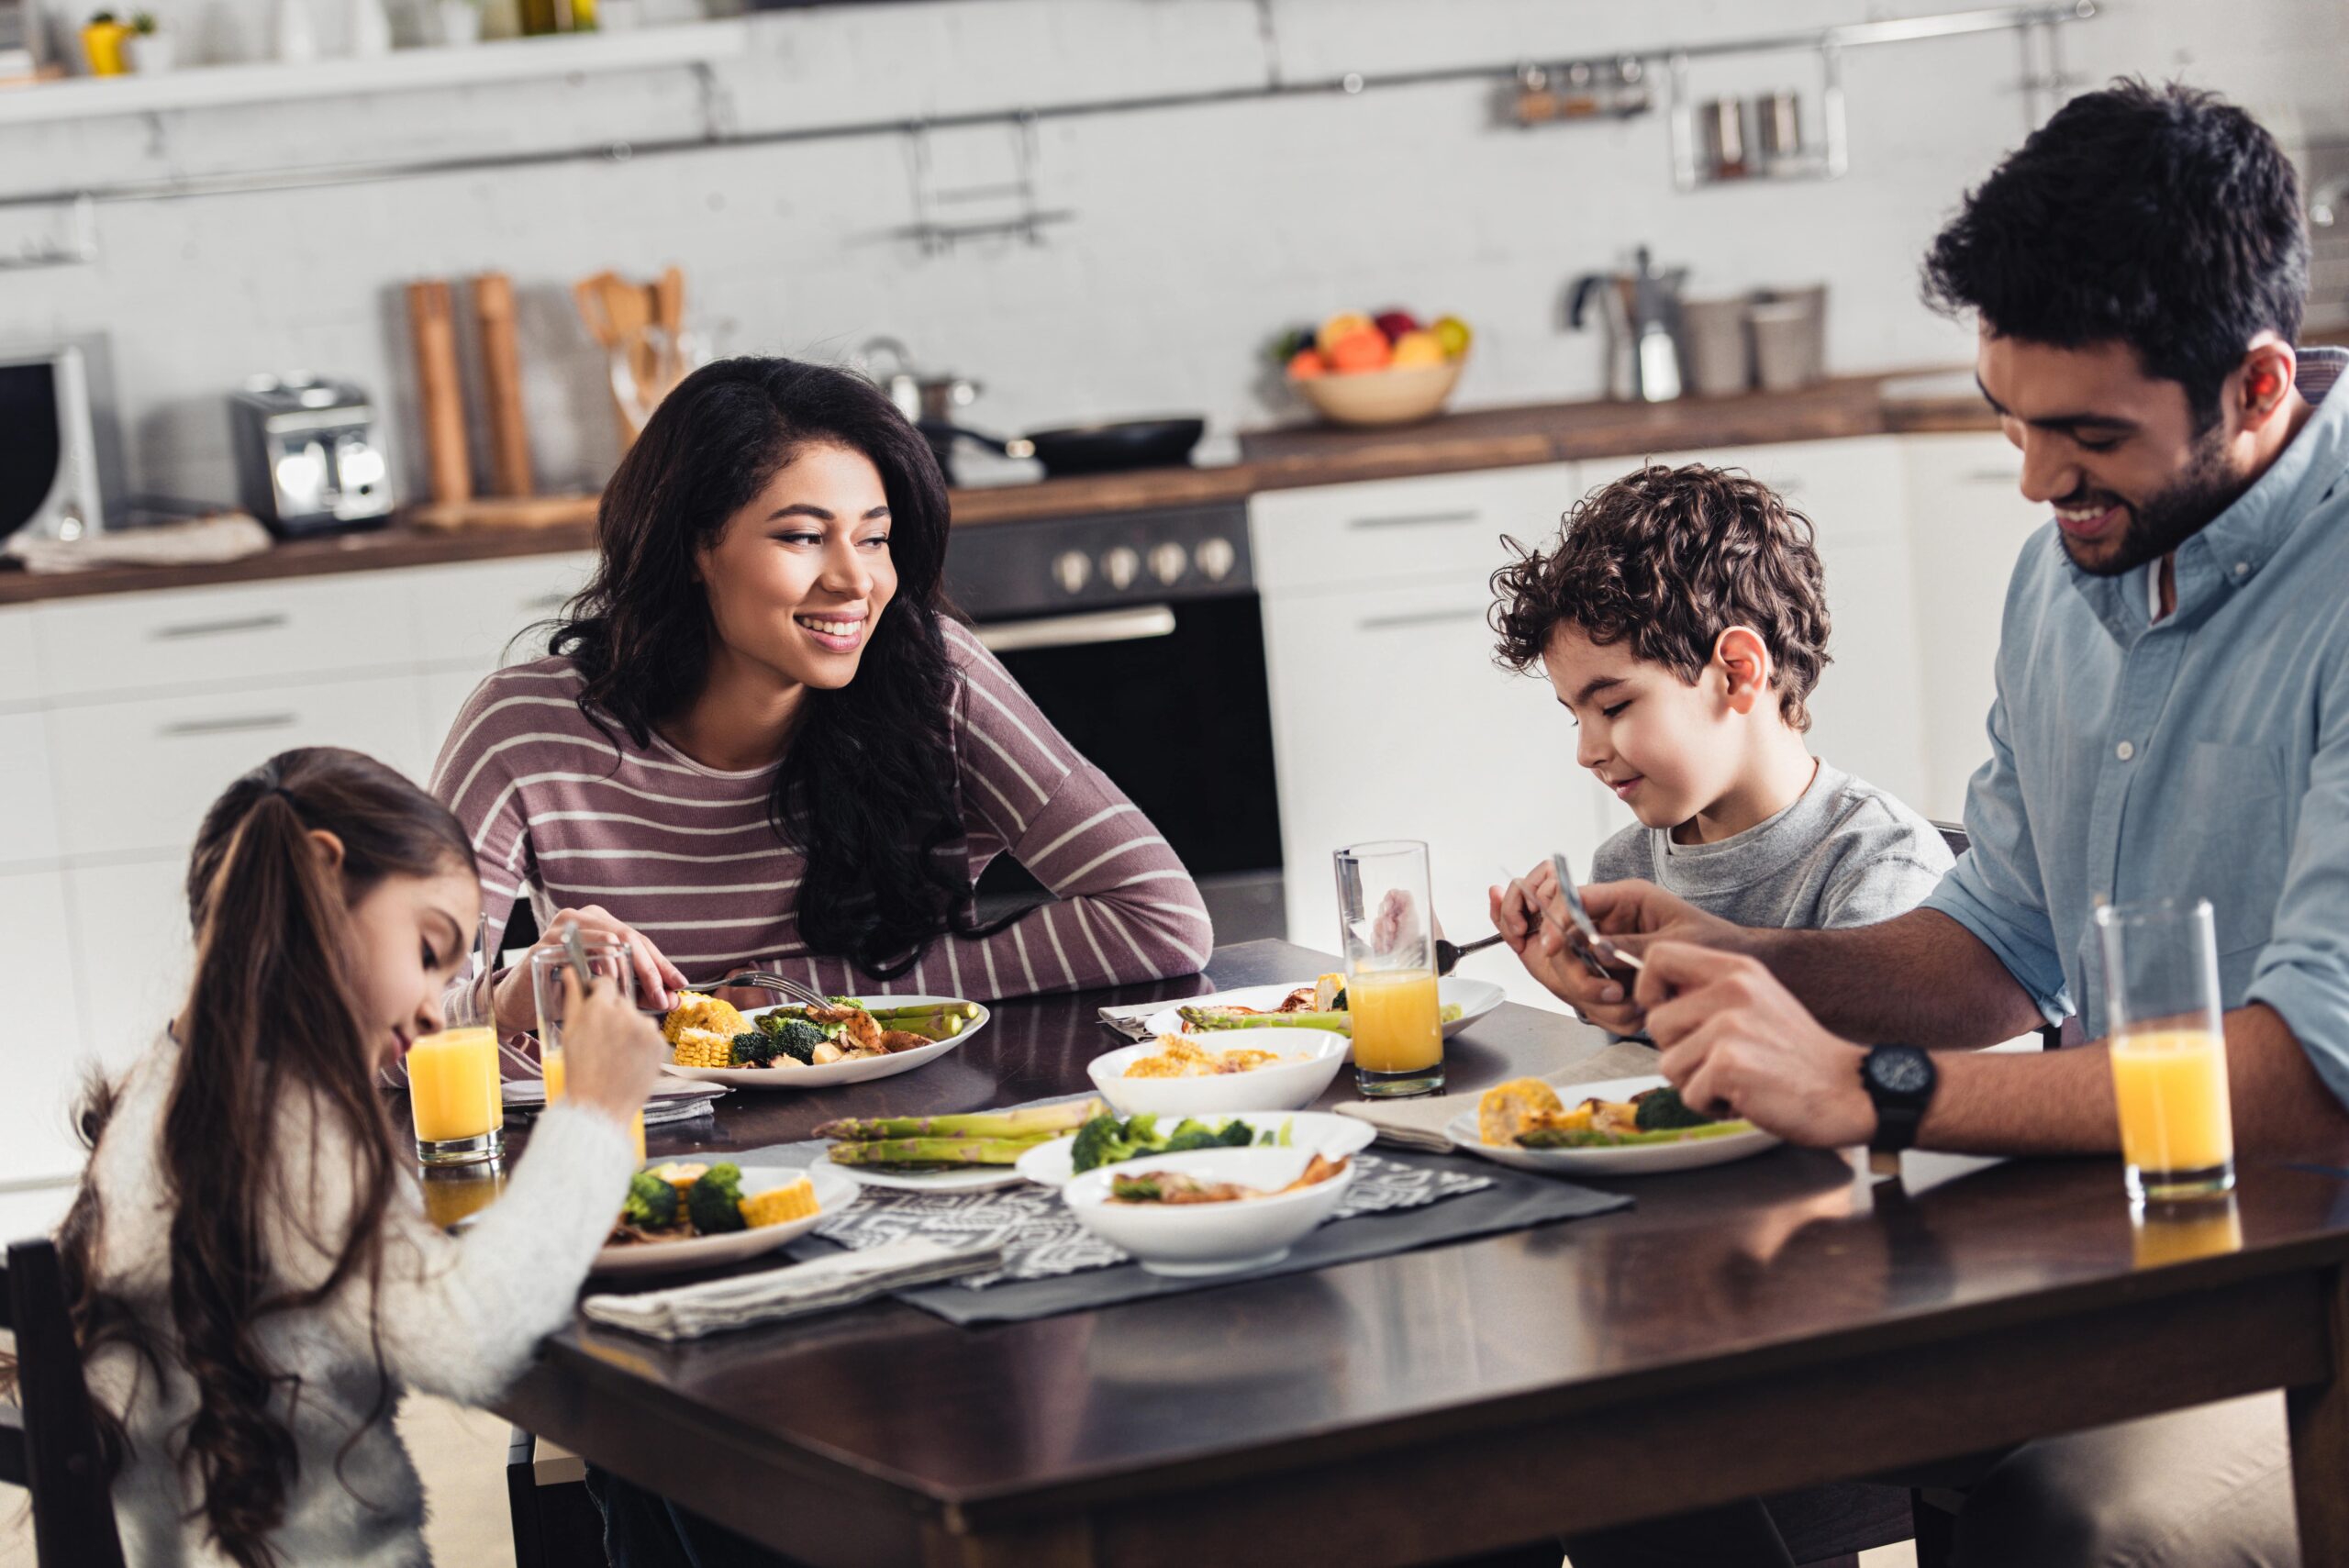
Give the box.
[1063,1146,1358,1276]
[829,1161,1030,1194]
[1444,1075,1782,1175]
[590,1163,858,1277]
[1015,1109,1376,1188]
[660,995,988,1090]
[1087,1032,1350,1118]
[1141,976,1505,1046]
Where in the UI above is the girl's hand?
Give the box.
[490,905,688,1034]
[554,971,664,1129]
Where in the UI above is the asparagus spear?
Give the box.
[826,1136,1049,1167]
[811,1099,1103,1141]
[1518,1119,1755,1150]
[1177,1007,1352,1032]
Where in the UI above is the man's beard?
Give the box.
[2059,423,2256,578]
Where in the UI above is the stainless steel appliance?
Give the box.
[1567,247,1689,403]
[944,501,1286,941]
[228,375,394,536]
[0,334,126,545]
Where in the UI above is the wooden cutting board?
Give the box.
[407,494,598,532]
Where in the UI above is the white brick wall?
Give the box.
[4,0,2344,509]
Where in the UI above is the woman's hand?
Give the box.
[490,905,688,1034]
[552,970,665,1129]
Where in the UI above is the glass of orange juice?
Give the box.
[1335,840,1443,1098]
[407,1027,504,1165]
[2096,897,2232,1204]
[529,935,646,1164]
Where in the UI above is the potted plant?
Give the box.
[123,12,174,72]
[79,10,131,74]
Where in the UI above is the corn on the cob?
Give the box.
[662,992,747,1045]
[669,1027,735,1068]
[740,1176,819,1228]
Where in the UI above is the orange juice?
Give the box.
[407,1028,503,1145]
[542,1048,646,1163]
[1349,969,1442,1073]
[2110,1029,2232,1183]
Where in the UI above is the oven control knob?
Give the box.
[1101,546,1141,591]
[1194,536,1237,583]
[1147,541,1188,585]
[1052,550,1091,595]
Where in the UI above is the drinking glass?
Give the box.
[531,934,647,1165]
[1334,840,1443,1098]
[407,1027,503,1165]
[418,1159,507,1229]
[2096,897,2233,1203]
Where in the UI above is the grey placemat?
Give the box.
[751,1137,1631,1326]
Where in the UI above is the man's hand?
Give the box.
[1639,940,1877,1149]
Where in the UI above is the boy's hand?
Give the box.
[1638,941,1876,1149]
[1488,868,1742,1033]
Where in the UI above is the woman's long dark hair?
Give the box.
[551,356,1003,977]
[33,748,476,1568]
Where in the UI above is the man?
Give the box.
[1499,81,2349,1566]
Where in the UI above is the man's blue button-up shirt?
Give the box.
[1923,348,2349,1106]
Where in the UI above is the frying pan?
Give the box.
[918,417,1206,478]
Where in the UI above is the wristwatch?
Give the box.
[1862,1043,1937,1152]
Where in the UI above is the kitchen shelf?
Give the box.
[0,22,747,128]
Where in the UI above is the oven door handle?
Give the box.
[976,605,1178,654]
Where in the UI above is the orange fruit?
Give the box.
[1286,348,1330,380]
[1316,312,1376,355]
[1327,328,1392,373]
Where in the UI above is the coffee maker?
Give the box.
[228,375,395,536]
[1566,248,1690,403]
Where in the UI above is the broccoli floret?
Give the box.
[1159,1118,1257,1153]
[770,1018,826,1063]
[622,1170,680,1229]
[1633,1086,1716,1131]
[686,1162,747,1234]
[730,1031,783,1066]
[1070,1114,1141,1173]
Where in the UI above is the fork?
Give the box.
[688,968,837,1011]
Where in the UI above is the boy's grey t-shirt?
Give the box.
[1587,762,1954,930]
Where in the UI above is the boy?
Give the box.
[1487,462,1951,997]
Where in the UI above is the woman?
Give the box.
[431,357,1211,1035]
[20,748,660,1568]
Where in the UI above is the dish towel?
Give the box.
[580,1238,1007,1340]
[4,514,273,573]
[1335,1040,1665,1151]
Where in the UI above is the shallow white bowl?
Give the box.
[1442,1074,1782,1176]
[661,995,988,1091]
[590,1163,858,1277]
[1086,1032,1350,1117]
[1140,976,1505,1046]
[1063,1146,1357,1275]
[1016,1109,1375,1188]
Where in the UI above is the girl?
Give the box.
[430,357,1212,1037]
[40,747,661,1568]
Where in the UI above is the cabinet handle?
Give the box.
[150,613,290,641]
[1346,509,1481,531]
[1965,469,2021,484]
[159,712,299,738]
[1358,607,1487,631]
[518,593,571,613]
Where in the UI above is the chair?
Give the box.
[507,1426,605,1568]
[1,1239,127,1568]
[1931,821,2064,1052]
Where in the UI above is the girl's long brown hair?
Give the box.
[37,748,474,1568]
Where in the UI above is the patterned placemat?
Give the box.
[809,1151,1489,1289]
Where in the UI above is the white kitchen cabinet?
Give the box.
[0,868,95,1184]
[63,856,193,1087]
[1902,432,2050,821]
[0,606,38,709]
[1635,436,1910,546]
[47,673,429,859]
[33,573,420,700]
[0,708,61,867]
[410,550,596,673]
[1251,462,1581,595]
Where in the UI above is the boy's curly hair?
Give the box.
[1488,462,1831,730]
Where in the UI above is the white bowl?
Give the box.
[1140,975,1506,1047]
[1015,1109,1376,1188]
[1086,1033,1350,1118]
[1442,1074,1782,1176]
[1063,1146,1357,1275]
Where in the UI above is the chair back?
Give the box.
[1,1239,128,1568]
[1931,820,1969,860]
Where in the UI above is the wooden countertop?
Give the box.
[0,370,1993,607]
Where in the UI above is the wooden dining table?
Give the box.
[492,938,2349,1566]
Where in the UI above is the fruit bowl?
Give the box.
[1293,357,1466,428]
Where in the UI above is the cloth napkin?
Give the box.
[579,1238,1006,1340]
[1334,1039,1665,1151]
[4,514,273,573]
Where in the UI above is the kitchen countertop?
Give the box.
[0,370,1993,607]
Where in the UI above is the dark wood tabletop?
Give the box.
[493,940,2349,1567]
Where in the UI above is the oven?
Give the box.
[942,501,1286,942]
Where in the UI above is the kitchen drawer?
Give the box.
[0,606,37,709]
[64,856,191,1088]
[49,673,429,859]
[0,868,93,1184]
[1637,436,1908,544]
[411,551,596,673]
[34,575,420,700]
[0,708,61,866]
[1250,462,1579,595]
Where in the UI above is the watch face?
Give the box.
[1872,1047,1932,1096]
